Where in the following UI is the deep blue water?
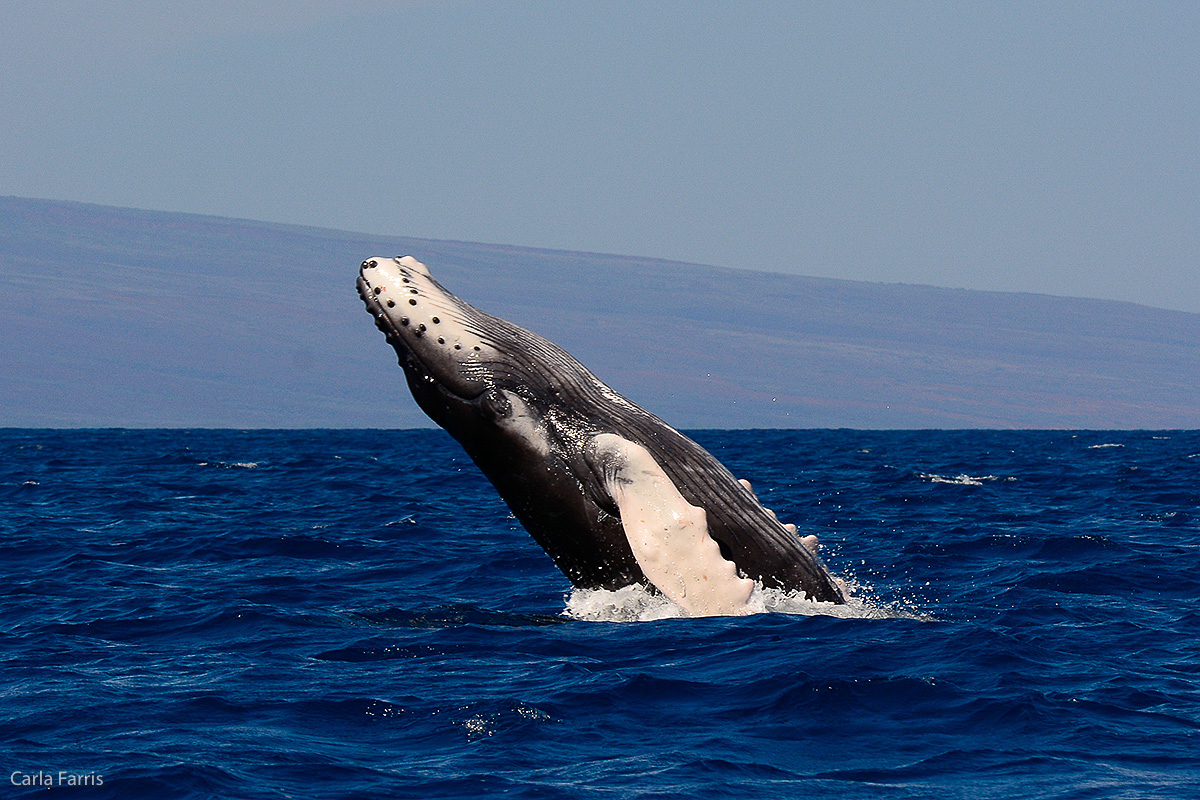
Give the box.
[2,428,1199,799]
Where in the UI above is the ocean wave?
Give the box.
[5,428,1200,800]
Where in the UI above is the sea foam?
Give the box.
[562,576,927,623]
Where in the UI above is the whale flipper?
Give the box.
[588,433,755,617]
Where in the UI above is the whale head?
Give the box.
[357,255,600,438]
[357,256,497,401]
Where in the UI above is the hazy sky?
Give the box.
[4,1,1198,312]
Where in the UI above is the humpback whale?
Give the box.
[357,256,846,614]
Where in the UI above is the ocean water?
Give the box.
[2,428,1199,799]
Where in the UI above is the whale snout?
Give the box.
[357,255,454,345]
[361,255,431,279]
[357,255,496,400]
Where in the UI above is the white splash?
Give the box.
[919,473,1008,486]
[563,584,688,622]
[563,578,928,623]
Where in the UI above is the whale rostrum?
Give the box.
[357,255,846,614]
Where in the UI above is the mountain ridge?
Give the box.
[3,196,1198,429]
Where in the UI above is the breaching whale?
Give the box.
[357,256,846,614]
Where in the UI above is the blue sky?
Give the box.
[4,1,1198,313]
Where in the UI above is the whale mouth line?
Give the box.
[356,272,485,403]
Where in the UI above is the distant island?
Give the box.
[3,196,1198,429]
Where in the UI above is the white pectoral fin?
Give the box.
[589,433,754,617]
